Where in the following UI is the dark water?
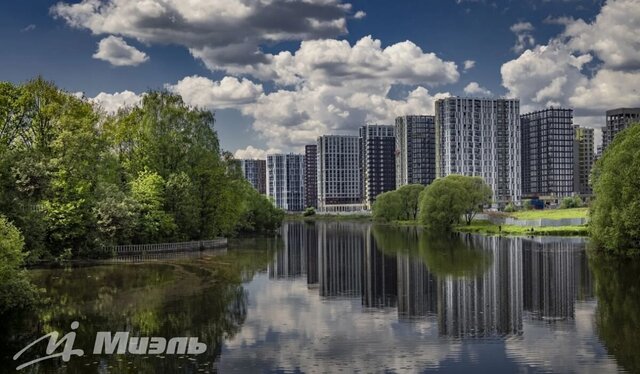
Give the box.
[3,221,640,373]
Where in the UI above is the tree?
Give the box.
[397,184,425,220]
[0,215,37,315]
[130,170,176,243]
[590,124,640,255]
[419,175,492,231]
[372,190,403,221]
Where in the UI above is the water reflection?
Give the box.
[270,223,593,339]
[216,221,622,373]
[5,221,635,373]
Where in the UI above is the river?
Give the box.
[2,221,639,373]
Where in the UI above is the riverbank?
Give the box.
[455,220,589,236]
[286,213,373,222]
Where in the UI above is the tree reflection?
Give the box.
[2,249,272,373]
[590,254,640,374]
[372,225,492,278]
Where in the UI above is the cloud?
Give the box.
[92,36,148,66]
[162,36,458,151]
[21,24,36,32]
[561,0,640,70]
[354,10,366,19]
[463,82,492,96]
[510,21,535,53]
[249,36,459,88]
[51,0,351,73]
[234,146,281,160]
[463,60,476,72]
[90,90,143,113]
[166,76,264,109]
[501,0,640,138]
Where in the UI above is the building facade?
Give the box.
[603,108,640,150]
[360,125,396,209]
[435,97,521,207]
[239,159,266,194]
[395,115,436,188]
[573,125,595,196]
[521,108,574,198]
[317,135,365,213]
[266,154,305,212]
[304,145,318,209]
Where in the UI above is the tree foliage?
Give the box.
[590,124,640,255]
[419,175,492,231]
[0,215,37,315]
[372,184,425,222]
[0,78,284,261]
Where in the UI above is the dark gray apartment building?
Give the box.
[573,125,595,196]
[359,125,396,209]
[521,108,574,198]
[239,159,266,194]
[304,144,318,208]
[394,115,436,188]
[603,108,640,150]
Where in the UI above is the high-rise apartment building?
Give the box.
[435,97,521,207]
[521,108,574,198]
[266,153,305,212]
[573,125,595,196]
[360,125,396,209]
[304,145,318,209]
[395,115,436,188]
[317,135,365,213]
[603,108,640,150]
[239,159,266,194]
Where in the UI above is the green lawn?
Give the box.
[456,220,589,237]
[510,207,589,220]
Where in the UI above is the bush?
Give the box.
[303,207,316,217]
[504,203,517,213]
[560,196,583,209]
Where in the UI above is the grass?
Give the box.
[455,220,589,237]
[509,207,588,220]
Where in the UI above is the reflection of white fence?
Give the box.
[103,238,228,255]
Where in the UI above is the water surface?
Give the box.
[3,221,639,373]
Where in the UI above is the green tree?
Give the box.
[130,170,176,243]
[0,216,37,315]
[397,184,425,220]
[419,175,492,230]
[372,190,403,221]
[590,124,640,255]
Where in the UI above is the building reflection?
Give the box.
[522,237,593,321]
[270,222,594,338]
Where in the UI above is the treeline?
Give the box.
[0,77,283,262]
[372,176,492,231]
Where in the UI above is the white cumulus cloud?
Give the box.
[92,36,148,66]
[90,90,143,113]
[166,76,264,109]
[234,146,281,160]
[463,82,492,96]
[51,0,351,73]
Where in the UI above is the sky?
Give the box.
[1,0,638,158]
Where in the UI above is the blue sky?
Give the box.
[2,0,637,157]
